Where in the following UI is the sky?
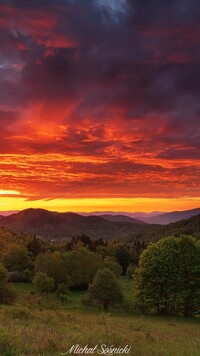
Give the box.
[0,0,200,213]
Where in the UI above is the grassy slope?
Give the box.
[0,279,200,355]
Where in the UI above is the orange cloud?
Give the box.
[0,0,200,211]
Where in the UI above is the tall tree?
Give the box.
[115,245,132,275]
[135,235,200,316]
[88,268,123,311]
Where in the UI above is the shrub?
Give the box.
[57,283,69,297]
[0,285,17,304]
[8,269,33,283]
[9,306,33,320]
[33,272,55,296]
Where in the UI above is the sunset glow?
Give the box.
[0,0,200,212]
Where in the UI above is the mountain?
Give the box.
[99,214,145,224]
[0,210,19,216]
[80,211,163,219]
[0,208,149,241]
[127,214,200,243]
[80,208,200,224]
[142,207,200,224]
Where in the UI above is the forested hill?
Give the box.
[1,209,200,244]
[142,207,200,224]
[0,208,149,241]
[126,214,200,243]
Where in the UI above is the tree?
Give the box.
[88,268,123,311]
[35,251,68,286]
[115,245,132,275]
[33,272,55,296]
[3,245,32,272]
[0,263,16,304]
[63,248,102,289]
[27,236,43,257]
[135,235,200,316]
[103,256,122,277]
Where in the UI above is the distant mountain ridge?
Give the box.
[80,211,163,219]
[0,208,148,241]
[80,208,200,224]
[99,214,145,224]
[127,213,200,243]
[142,207,200,224]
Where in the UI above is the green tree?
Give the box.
[33,272,55,296]
[103,256,122,277]
[0,263,16,304]
[27,236,43,256]
[115,245,132,275]
[63,248,102,289]
[88,268,123,311]
[3,245,32,272]
[135,235,200,316]
[35,251,68,286]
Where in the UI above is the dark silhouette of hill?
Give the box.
[127,214,200,243]
[0,208,149,241]
[142,207,200,224]
[99,214,145,224]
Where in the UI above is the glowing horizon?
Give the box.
[0,195,200,214]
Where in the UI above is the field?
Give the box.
[0,279,200,355]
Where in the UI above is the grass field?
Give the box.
[0,278,200,355]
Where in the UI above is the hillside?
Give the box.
[127,214,200,243]
[100,214,144,224]
[0,208,149,241]
[1,208,200,244]
[143,207,200,224]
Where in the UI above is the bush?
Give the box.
[57,283,69,297]
[8,269,33,283]
[0,285,17,304]
[33,272,55,296]
[9,306,33,320]
[58,293,68,304]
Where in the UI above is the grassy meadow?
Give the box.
[0,278,200,355]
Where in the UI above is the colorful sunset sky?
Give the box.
[0,0,200,212]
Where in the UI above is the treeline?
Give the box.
[0,230,138,310]
[1,226,200,317]
[0,229,139,287]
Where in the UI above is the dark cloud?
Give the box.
[0,0,200,199]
